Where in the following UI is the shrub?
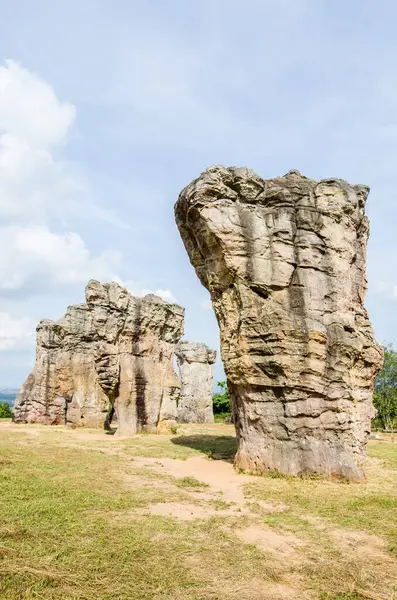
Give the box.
[373,344,397,430]
[0,402,12,419]
[212,381,231,415]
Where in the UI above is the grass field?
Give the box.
[0,421,396,600]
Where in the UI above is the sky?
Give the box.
[0,0,397,388]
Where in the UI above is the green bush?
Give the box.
[0,402,12,419]
[214,412,231,423]
[212,381,231,415]
[374,344,397,430]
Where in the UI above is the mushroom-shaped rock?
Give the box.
[175,166,383,480]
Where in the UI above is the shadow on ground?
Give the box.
[171,435,237,462]
[105,427,117,436]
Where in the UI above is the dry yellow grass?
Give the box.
[0,421,396,600]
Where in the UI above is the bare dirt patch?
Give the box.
[330,527,392,562]
[146,501,240,520]
[235,524,305,557]
[133,455,286,512]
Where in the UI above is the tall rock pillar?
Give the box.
[175,341,216,423]
[175,167,383,480]
[13,280,184,435]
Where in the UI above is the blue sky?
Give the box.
[0,0,397,387]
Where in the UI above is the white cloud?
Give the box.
[368,280,397,301]
[113,277,177,304]
[372,281,393,295]
[0,132,81,221]
[200,296,212,310]
[0,59,75,147]
[147,288,177,304]
[374,281,391,294]
[131,286,178,305]
[0,60,123,296]
[0,312,35,351]
[0,225,121,293]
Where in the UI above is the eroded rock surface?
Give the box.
[13,281,184,435]
[175,166,383,480]
[175,341,216,423]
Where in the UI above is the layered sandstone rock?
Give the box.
[13,280,184,435]
[175,166,383,480]
[175,341,216,423]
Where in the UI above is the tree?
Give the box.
[212,381,231,415]
[373,344,397,430]
[0,402,12,419]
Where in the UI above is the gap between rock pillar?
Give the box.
[175,166,383,480]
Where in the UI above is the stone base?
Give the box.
[177,408,214,424]
[232,386,370,481]
[234,439,364,481]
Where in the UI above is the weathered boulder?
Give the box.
[175,166,383,480]
[175,341,216,423]
[13,280,184,435]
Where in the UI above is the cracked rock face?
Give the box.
[13,280,184,435]
[175,341,216,423]
[175,166,383,480]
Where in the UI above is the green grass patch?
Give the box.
[368,440,397,469]
[175,476,210,489]
[170,434,237,461]
[121,432,237,462]
[214,413,231,423]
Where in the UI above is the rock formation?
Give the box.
[13,280,184,435]
[175,341,216,423]
[175,166,383,480]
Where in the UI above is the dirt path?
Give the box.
[132,454,287,517]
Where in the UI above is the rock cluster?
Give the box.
[176,341,216,423]
[175,166,383,480]
[13,280,184,435]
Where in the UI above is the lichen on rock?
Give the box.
[175,166,383,480]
